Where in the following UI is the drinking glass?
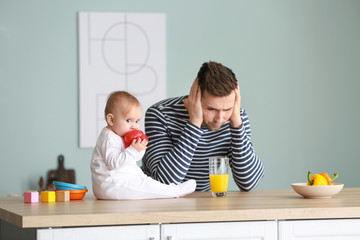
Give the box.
[209,157,229,197]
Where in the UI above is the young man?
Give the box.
[142,61,264,191]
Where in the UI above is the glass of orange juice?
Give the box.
[209,157,229,197]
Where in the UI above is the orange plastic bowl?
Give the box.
[69,189,88,200]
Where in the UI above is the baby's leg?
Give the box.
[113,176,196,200]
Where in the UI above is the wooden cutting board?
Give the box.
[46,155,76,189]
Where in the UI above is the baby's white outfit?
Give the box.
[91,128,196,200]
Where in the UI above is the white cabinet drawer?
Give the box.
[161,221,277,240]
[279,219,360,240]
[37,224,159,240]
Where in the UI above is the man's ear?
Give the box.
[106,113,114,126]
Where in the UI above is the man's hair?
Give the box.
[104,91,140,119]
[197,61,238,96]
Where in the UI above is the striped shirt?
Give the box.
[141,96,264,191]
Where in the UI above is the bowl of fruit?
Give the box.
[291,171,344,199]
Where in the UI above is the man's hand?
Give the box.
[230,84,242,128]
[184,78,203,127]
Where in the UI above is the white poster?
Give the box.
[78,12,166,148]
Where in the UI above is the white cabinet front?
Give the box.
[161,221,277,240]
[37,224,160,240]
[279,219,360,240]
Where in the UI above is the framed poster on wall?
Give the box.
[78,12,166,148]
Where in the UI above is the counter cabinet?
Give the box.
[5,219,360,240]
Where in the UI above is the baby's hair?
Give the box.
[104,91,141,120]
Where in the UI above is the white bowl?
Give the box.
[291,183,344,199]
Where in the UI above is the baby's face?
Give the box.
[109,105,142,137]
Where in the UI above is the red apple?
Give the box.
[124,130,148,148]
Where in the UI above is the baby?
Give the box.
[91,91,196,200]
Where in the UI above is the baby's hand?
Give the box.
[131,138,148,152]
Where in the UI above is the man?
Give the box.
[142,61,264,191]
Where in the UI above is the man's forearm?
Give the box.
[230,125,264,191]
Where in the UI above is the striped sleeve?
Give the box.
[142,105,204,184]
[230,109,264,191]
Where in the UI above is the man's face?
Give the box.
[201,90,235,131]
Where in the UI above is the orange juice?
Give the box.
[209,174,229,193]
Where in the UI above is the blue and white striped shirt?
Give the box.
[141,96,264,191]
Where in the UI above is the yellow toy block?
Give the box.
[55,190,70,202]
[41,191,55,203]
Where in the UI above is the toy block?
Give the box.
[24,191,39,203]
[41,191,55,203]
[56,190,70,202]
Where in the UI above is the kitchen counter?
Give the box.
[1,188,360,229]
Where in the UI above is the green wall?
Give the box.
[0,0,359,196]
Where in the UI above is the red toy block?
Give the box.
[24,191,39,203]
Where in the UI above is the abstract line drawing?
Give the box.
[79,12,166,148]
